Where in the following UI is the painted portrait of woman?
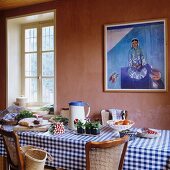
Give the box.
[104,19,167,92]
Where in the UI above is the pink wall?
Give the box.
[0,0,170,129]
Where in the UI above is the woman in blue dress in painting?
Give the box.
[128,38,148,80]
[120,38,164,89]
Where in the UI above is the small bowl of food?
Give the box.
[119,129,136,141]
[107,119,135,131]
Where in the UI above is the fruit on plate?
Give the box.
[143,128,158,134]
[115,120,123,125]
[114,120,131,125]
[33,119,40,125]
[137,128,160,138]
[123,119,131,125]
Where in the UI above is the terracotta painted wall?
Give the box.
[0,0,170,129]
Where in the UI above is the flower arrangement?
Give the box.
[74,119,101,135]
[91,121,101,129]
[90,121,101,135]
[74,119,85,133]
[49,122,65,134]
[84,120,92,134]
[84,121,92,128]
[74,119,84,128]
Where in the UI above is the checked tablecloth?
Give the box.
[0,126,170,170]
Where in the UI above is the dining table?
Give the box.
[0,125,170,170]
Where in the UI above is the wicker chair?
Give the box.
[0,128,24,170]
[85,135,129,170]
[0,128,61,170]
[101,110,110,126]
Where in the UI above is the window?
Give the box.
[22,21,55,105]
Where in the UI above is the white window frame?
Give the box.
[21,20,55,105]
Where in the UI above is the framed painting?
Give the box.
[104,19,167,92]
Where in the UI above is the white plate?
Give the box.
[137,128,161,138]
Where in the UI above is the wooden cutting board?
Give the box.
[13,120,51,132]
[13,124,51,132]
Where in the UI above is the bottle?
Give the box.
[121,110,127,120]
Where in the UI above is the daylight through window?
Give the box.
[22,21,54,105]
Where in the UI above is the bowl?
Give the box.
[119,130,136,141]
[107,120,135,131]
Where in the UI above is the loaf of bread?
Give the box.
[18,118,37,127]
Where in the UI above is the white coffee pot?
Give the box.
[69,101,90,130]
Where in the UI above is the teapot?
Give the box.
[69,101,90,130]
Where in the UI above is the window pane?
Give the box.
[25,53,37,76]
[42,26,54,51]
[25,28,37,52]
[42,52,54,76]
[42,78,54,104]
[25,78,37,102]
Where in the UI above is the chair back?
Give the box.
[0,128,24,170]
[85,135,128,170]
[108,109,128,121]
[101,109,128,126]
[101,110,110,126]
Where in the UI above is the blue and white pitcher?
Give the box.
[69,101,90,130]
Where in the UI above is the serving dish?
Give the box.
[107,119,134,131]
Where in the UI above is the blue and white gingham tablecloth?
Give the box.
[0,126,170,170]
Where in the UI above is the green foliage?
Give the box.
[48,124,55,134]
[77,120,84,128]
[120,129,130,133]
[91,121,101,129]
[40,106,50,111]
[84,121,92,129]
[15,110,34,121]
[74,119,84,128]
[40,104,54,114]
[52,115,68,125]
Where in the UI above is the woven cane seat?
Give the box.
[86,136,128,170]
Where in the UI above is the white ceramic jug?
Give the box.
[69,101,90,130]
